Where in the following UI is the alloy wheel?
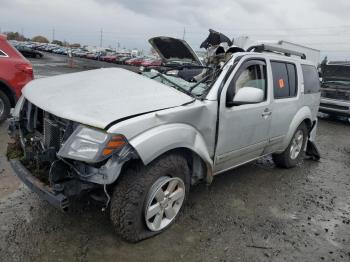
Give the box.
[290,130,304,160]
[145,176,185,232]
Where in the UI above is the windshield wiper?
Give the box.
[163,64,213,72]
[188,68,221,93]
[151,73,195,98]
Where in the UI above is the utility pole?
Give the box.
[182,27,186,40]
[21,28,24,36]
[52,27,55,42]
[100,28,103,47]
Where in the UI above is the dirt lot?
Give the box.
[0,53,349,262]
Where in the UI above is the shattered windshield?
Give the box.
[142,31,243,97]
[142,66,221,97]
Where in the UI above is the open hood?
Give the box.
[22,68,193,129]
[149,36,202,65]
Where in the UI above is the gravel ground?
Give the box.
[0,53,349,262]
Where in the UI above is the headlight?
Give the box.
[166,70,179,76]
[58,125,126,163]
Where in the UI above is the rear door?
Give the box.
[267,60,300,152]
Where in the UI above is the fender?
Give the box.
[129,123,213,169]
[281,106,312,151]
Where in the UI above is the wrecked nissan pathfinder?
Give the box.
[8,37,321,242]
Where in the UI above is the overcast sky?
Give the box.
[2,0,350,59]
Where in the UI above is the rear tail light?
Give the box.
[15,63,33,77]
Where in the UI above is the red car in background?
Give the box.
[141,58,162,67]
[125,57,145,66]
[0,34,33,123]
[101,54,118,63]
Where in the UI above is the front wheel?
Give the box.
[110,154,190,242]
[272,123,308,168]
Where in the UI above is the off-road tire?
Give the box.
[110,154,190,242]
[272,123,308,168]
[0,90,11,124]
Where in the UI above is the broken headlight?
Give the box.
[58,125,126,163]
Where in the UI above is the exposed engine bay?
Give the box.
[7,100,137,209]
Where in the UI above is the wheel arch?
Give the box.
[282,106,313,150]
[128,123,214,184]
[0,80,16,107]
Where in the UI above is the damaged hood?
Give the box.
[23,68,193,129]
[200,29,233,49]
[149,36,202,65]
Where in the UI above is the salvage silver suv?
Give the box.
[7,38,321,242]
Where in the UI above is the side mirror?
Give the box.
[227,87,264,107]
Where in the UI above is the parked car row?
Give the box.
[10,40,162,67]
[9,41,44,59]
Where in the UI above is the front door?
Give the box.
[214,59,272,173]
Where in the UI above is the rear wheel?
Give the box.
[0,90,11,124]
[272,123,308,168]
[110,154,190,242]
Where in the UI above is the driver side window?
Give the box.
[235,64,267,100]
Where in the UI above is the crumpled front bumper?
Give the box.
[10,159,70,210]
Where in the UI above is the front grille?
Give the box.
[43,117,63,151]
[320,103,349,111]
[321,90,350,101]
[20,100,77,161]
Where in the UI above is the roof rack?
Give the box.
[247,44,307,60]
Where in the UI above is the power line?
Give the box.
[100,28,103,47]
[52,27,55,41]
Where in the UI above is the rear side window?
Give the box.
[302,65,320,94]
[0,49,7,57]
[271,61,298,99]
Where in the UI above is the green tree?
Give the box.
[52,40,63,46]
[5,32,26,41]
[69,43,81,48]
[31,35,49,43]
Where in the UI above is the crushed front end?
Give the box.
[7,98,136,210]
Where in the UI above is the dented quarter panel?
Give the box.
[106,100,217,168]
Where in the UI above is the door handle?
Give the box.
[262,111,272,116]
[262,109,272,118]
